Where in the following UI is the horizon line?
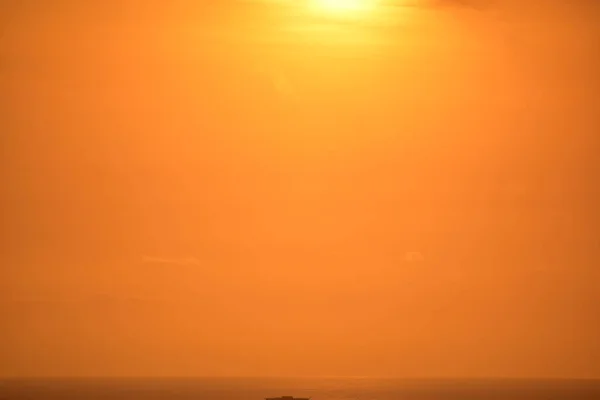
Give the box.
[2,375,599,381]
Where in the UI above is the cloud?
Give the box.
[141,256,201,266]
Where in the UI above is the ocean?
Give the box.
[1,378,599,400]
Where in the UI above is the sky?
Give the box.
[1,0,599,378]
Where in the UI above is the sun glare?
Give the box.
[310,0,375,15]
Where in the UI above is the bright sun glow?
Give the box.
[310,0,375,15]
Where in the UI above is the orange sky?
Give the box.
[1,0,599,378]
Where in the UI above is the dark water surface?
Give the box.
[1,378,599,400]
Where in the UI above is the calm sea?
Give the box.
[1,378,599,400]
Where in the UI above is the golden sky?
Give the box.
[1,0,599,378]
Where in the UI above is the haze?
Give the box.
[1,0,599,379]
